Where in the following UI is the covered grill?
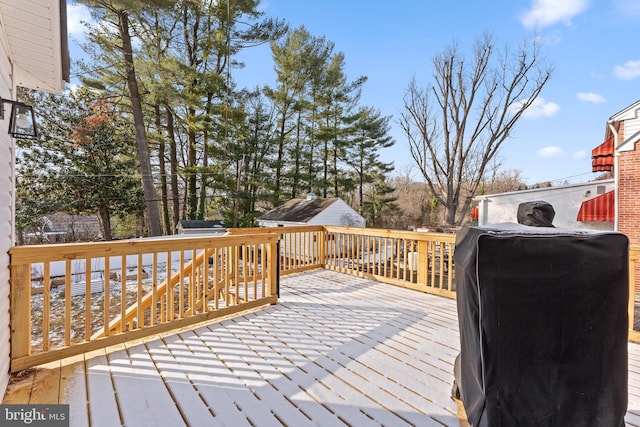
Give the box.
[453,223,628,426]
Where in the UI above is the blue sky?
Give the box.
[67,0,640,186]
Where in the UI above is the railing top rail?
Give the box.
[10,233,280,264]
[226,225,325,234]
[228,225,457,242]
[323,226,457,242]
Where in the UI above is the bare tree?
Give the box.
[480,156,527,195]
[399,32,552,226]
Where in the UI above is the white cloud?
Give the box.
[520,0,589,29]
[521,97,560,118]
[614,60,640,80]
[614,0,640,17]
[537,146,565,157]
[572,150,587,159]
[67,3,93,38]
[577,92,606,103]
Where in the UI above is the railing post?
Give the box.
[417,240,428,286]
[10,261,31,364]
[319,228,326,266]
[276,239,280,298]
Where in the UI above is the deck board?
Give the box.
[4,269,640,426]
[85,349,122,427]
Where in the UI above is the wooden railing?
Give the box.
[228,226,456,297]
[10,225,640,372]
[227,226,326,276]
[323,226,456,298]
[9,234,279,372]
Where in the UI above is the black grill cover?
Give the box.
[454,223,628,427]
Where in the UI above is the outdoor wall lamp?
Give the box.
[0,98,38,139]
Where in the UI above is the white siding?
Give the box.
[624,113,640,140]
[307,199,365,228]
[0,0,66,93]
[475,180,615,231]
[0,38,12,396]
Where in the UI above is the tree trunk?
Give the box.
[275,113,286,205]
[359,147,364,214]
[292,110,302,199]
[165,106,180,228]
[98,204,112,241]
[187,109,198,219]
[118,10,161,236]
[155,104,172,234]
[199,95,213,220]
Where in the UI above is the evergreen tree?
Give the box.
[266,26,333,205]
[314,52,365,198]
[346,106,395,217]
[16,88,144,240]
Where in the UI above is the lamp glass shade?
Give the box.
[8,103,38,139]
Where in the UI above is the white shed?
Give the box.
[257,195,365,228]
[474,179,615,231]
[176,219,226,235]
[0,0,69,395]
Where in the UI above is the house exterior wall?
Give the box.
[307,200,365,228]
[0,34,14,397]
[618,120,640,244]
[475,180,615,230]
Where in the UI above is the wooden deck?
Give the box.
[4,270,640,426]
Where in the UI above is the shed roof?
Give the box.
[258,198,340,223]
[177,220,225,229]
[44,212,101,233]
[0,0,70,93]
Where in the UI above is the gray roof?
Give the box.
[44,212,101,233]
[258,198,339,223]
[177,220,225,229]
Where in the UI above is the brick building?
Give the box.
[592,99,640,244]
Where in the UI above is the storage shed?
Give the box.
[176,220,226,235]
[257,195,365,228]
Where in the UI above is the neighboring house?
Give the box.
[474,179,616,230]
[600,99,640,245]
[257,194,366,228]
[22,212,102,244]
[176,219,226,235]
[0,0,69,397]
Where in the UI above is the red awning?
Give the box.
[576,190,615,222]
[591,136,614,172]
